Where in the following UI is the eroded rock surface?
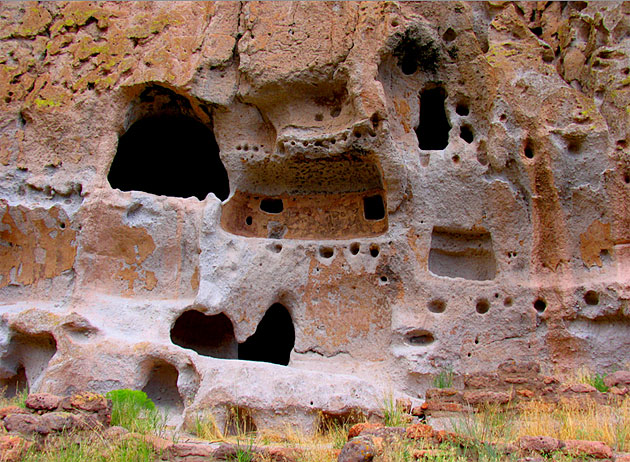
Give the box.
[0,1,629,431]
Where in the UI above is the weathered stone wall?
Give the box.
[0,1,628,431]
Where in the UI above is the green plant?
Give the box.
[106,389,165,435]
[433,367,454,389]
[382,393,411,427]
[574,367,609,393]
[589,372,609,393]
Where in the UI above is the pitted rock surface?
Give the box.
[0,1,629,432]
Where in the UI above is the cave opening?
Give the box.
[238,303,295,366]
[170,310,237,359]
[108,114,229,201]
[363,194,386,221]
[416,87,451,150]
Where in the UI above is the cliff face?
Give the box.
[0,1,629,430]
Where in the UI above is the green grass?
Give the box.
[382,393,411,427]
[433,367,454,389]
[589,372,609,393]
[574,367,609,392]
[105,389,165,435]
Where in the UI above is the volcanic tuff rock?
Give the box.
[0,1,629,431]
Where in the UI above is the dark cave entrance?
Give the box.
[108,114,229,201]
[416,87,451,150]
[170,304,295,366]
[170,310,238,359]
[238,303,295,366]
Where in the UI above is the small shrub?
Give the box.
[382,394,411,427]
[590,372,609,393]
[433,367,454,389]
[574,367,609,392]
[106,389,165,434]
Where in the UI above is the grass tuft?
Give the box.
[433,367,454,389]
[106,389,165,435]
[574,366,609,392]
[383,393,411,427]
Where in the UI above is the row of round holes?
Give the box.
[267,243,381,258]
[426,296,550,314]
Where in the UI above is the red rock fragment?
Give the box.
[0,434,32,462]
[604,371,630,388]
[0,406,29,420]
[69,392,109,412]
[25,393,61,411]
[347,422,383,440]
[563,439,612,459]
[517,435,561,453]
[405,423,435,440]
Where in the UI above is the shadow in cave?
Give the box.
[238,303,295,366]
[108,114,229,201]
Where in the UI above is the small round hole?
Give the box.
[474,337,479,345]
[315,113,323,121]
[524,146,534,159]
[354,130,362,138]
[533,298,547,313]
[476,299,490,314]
[391,19,399,27]
[584,290,599,305]
[273,244,282,253]
[380,276,388,283]
[369,244,380,258]
[350,243,360,255]
[624,174,630,184]
[500,114,507,122]
[319,246,334,259]
[456,103,469,116]
[503,297,513,307]
[245,216,253,226]
[59,222,66,229]
[452,154,460,164]
[428,299,446,314]
[443,27,457,43]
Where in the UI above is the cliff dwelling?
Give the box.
[0,1,629,433]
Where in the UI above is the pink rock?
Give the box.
[563,439,612,459]
[25,393,62,411]
[3,414,40,435]
[463,390,511,405]
[562,383,597,393]
[517,435,561,453]
[604,371,630,388]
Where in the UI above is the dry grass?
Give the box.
[515,397,630,450]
